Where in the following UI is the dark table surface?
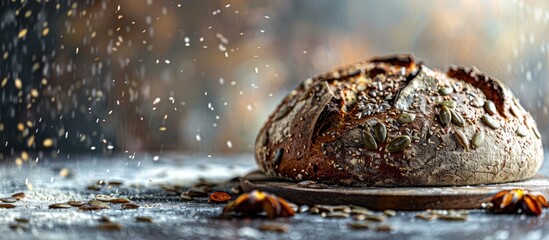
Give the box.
[1,152,548,240]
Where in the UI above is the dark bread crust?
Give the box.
[255,54,543,186]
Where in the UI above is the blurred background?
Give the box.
[0,0,548,161]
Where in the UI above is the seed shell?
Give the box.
[374,123,387,143]
[481,114,500,129]
[397,113,416,124]
[273,148,284,166]
[471,131,485,148]
[121,203,140,209]
[439,106,451,127]
[259,223,289,233]
[11,192,26,200]
[484,100,497,115]
[363,131,378,150]
[450,109,465,127]
[439,100,456,109]
[386,136,411,153]
[348,222,371,230]
[208,191,232,203]
[97,223,123,231]
[0,203,16,209]
[49,203,72,209]
[439,87,453,95]
[454,130,470,151]
[136,216,153,223]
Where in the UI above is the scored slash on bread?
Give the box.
[255,54,543,186]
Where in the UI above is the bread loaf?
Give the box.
[254,54,543,186]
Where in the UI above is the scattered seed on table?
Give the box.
[89,200,110,209]
[97,223,123,231]
[122,203,140,209]
[383,210,396,217]
[348,222,371,230]
[1,197,17,203]
[67,200,85,207]
[9,223,28,231]
[259,223,289,233]
[364,214,387,222]
[180,193,193,201]
[107,180,124,186]
[136,216,153,223]
[376,224,393,232]
[98,216,112,223]
[322,212,350,218]
[14,218,30,223]
[110,198,131,204]
[95,195,114,202]
[11,192,26,200]
[79,205,105,211]
[49,203,72,209]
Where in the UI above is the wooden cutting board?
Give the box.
[241,171,549,210]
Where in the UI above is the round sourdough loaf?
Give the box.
[254,54,544,186]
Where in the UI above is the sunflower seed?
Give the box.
[108,180,123,185]
[351,208,375,216]
[98,216,112,223]
[383,209,397,217]
[180,194,193,201]
[510,104,522,118]
[121,203,140,209]
[374,122,387,143]
[110,198,131,204]
[454,130,469,151]
[439,106,451,127]
[14,218,29,223]
[9,223,28,231]
[439,87,453,95]
[439,100,456,109]
[450,109,465,127]
[484,100,497,115]
[297,181,329,189]
[136,216,153,223]
[1,197,17,203]
[49,203,71,209]
[323,212,350,218]
[397,113,416,124]
[437,214,468,221]
[87,185,101,191]
[363,131,378,150]
[471,131,485,148]
[0,203,16,209]
[482,114,500,129]
[95,194,114,202]
[386,135,411,152]
[470,98,485,108]
[348,222,371,230]
[79,205,105,211]
[185,188,208,197]
[89,200,110,209]
[516,125,529,137]
[364,214,387,222]
[273,148,284,166]
[376,225,393,232]
[97,223,123,231]
[299,205,310,213]
[259,223,289,233]
[11,192,25,200]
[67,201,85,207]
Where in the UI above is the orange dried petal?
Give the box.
[523,195,542,216]
[536,194,549,208]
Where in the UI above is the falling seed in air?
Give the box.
[153,98,161,105]
[254,67,259,73]
[227,141,233,148]
[42,28,50,36]
[165,60,170,64]
[91,146,96,150]
[15,78,22,89]
[159,127,167,132]
[18,29,28,38]
[195,134,201,142]
[42,138,53,147]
